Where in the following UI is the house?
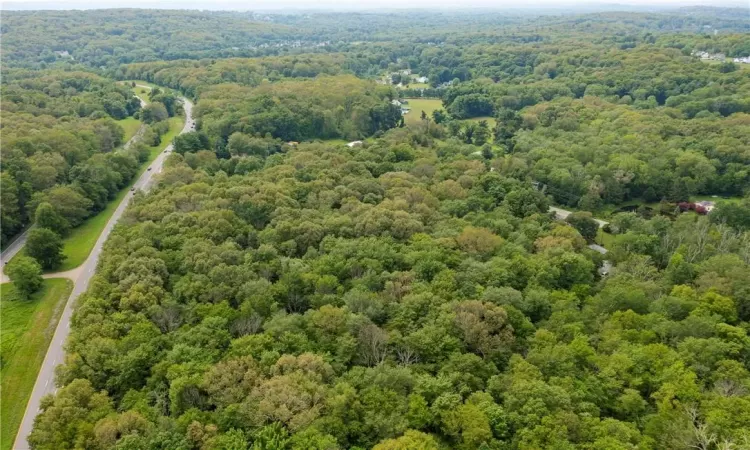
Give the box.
[415,76,429,83]
[54,50,72,59]
[346,141,363,148]
[696,200,716,213]
[391,99,402,107]
[401,69,412,76]
[400,108,410,115]
[287,141,299,147]
[733,56,750,64]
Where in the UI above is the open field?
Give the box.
[117,116,141,142]
[403,98,443,126]
[464,116,497,129]
[0,279,73,450]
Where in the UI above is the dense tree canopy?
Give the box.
[28,124,750,449]
[5,7,750,450]
[195,75,401,142]
[0,71,145,245]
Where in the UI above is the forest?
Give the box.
[29,125,750,450]
[1,6,750,450]
[0,71,144,246]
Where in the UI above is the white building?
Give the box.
[415,76,429,83]
[346,141,363,148]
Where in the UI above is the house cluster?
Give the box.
[391,99,411,115]
[690,51,750,64]
[384,70,430,87]
[692,50,726,61]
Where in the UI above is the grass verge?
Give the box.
[0,278,73,450]
[54,114,184,271]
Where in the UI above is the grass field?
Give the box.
[464,116,497,129]
[403,98,443,126]
[133,86,151,101]
[117,116,142,142]
[54,115,184,271]
[1,279,73,450]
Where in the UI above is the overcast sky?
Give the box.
[2,0,746,10]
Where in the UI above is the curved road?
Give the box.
[12,97,194,450]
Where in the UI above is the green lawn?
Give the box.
[1,279,73,450]
[596,228,616,248]
[403,98,443,126]
[117,116,142,142]
[54,114,184,271]
[133,86,151,101]
[464,116,497,129]
[591,194,744,218]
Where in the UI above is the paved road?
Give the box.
[549,206,609,228]
[12,98,194,450]
[0,227,31,282]
[0,97,152,283]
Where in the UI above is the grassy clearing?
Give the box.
[592,194,744,217]
[464,116,497,129]
[117,117,142,142]
[133,86,151,101]
[701,60,750,70]
[319,138,349,146]
[1,278,73,450]
[596,228,616,248]
[403,98,443,126]
[54,115,184,271]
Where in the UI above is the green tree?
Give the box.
[141,102,168,123]
[6,255,43,299]
[35,202,70,235]
[432,109,447,124]
[565,211,599,243]
[26,228,65,269]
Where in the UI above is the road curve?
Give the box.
[0,98,151,283]
[12,98,194,450]
[549,206,609,228]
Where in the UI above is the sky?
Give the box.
[2,0,747,10]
